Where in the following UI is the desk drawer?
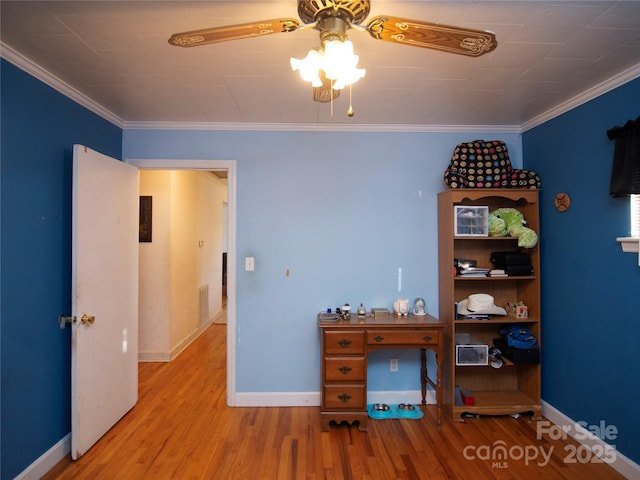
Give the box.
[323,385,366,410]
[324,357,366,382]
[324,331,365,355]
[368,329,440,345]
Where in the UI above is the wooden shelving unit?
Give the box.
[438,189,542,422]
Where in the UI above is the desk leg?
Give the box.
[436,352,442,425]
[420,348,427,406]
[421,348,442,425]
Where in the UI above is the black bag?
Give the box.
[502,264,533,276]
[490,251,531,266]
[494,338,540,364]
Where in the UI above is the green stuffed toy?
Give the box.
[489,208,538,248]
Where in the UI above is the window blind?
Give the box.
[632,194,640,237]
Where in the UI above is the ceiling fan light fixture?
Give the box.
[322,40,365,89]
[290,49,324,87]
[170,0,497,106]
[291,39,365,90]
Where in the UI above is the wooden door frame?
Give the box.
[125,158,237,406]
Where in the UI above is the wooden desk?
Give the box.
[318,313,444,431]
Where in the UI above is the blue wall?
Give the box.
[122,129,522,394]
[4,52,639,477]
[0,59,122,479]
[523,77,640,464]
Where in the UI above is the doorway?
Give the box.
[126,158,237,406]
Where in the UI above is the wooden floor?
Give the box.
[44,323,625,480]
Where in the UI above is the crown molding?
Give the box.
[1,42,126,128]
[3,41,639,135]
[122,121,521,134]
[521,62,640,132]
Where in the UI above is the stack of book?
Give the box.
[458,267,490,277]
[489,269,508,277]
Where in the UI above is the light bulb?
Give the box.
[290,49,323,87]
[291,40,366,90]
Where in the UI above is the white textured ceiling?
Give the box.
[2,0,640,129]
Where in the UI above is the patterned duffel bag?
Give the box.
[444,140,541,189]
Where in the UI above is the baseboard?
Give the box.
[170,319,214,360]
[138,351,171,362]
[15,434,70,480]
[138,319,215,362]
[234,391,321,406]
[233,387,436,407]
[212,308,227,324]
[542,400,640,478]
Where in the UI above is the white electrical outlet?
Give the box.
[245,256,255,271]
[390,358,398,372]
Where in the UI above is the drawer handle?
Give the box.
[373,335,384,342]
[338,393,352,403]
[422,335,433,342]
[338,366,353,375]
[338,339,352,348]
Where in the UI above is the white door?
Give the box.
[71,145,139,459]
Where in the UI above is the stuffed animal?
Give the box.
[489,208,538,248]
[488,212,507,237]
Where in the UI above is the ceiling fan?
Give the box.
[168,0,497,108]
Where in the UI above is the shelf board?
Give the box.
[454,317,538,324]
[455,276,536,281]
[454,236,519,240]
[453,390,540,417]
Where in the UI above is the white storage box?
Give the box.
[455,333,488,366]
[454,206,489,236]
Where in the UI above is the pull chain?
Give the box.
[347,83,354,117]
[330,80,334,117]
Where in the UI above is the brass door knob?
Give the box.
[80,314,95,325]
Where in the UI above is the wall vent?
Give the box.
[198,284,209,327]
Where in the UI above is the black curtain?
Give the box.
[607,116,640,197]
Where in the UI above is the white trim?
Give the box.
[616,237,640,266]
[123,121,521,134]
[542,400,640,479]
[233,388,436,407]
[125,158,237,407]
[522,63,640,132]
[138,318,216,362]
[14,434,70,480]
[4,39,639,134]
[1,42,125,128]
[169,319,216,360]
[617,237,639,253]
[138,351,172,362]
[235,392,321,407]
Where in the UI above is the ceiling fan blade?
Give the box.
[168,18,300,47]
[366,16,497,57]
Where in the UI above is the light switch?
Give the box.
[245,256,255,271]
